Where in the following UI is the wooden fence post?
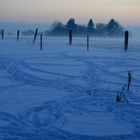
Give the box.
[69,30,72,45]
[87,35,89,51]
[33,28,38,44]
[1,29,4,40]
[40,34,42,50]
[124,31,129,51]
[17,30,20,41]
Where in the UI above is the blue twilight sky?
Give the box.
[0,0,140,31]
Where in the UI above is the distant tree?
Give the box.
[66,18,77,31]
[107,19,123,36]
[49,21,66,35]
[76,25,87,36]
[48,18,124,37]
[96,23,107,36]
[22,30,34,36]
[87,19,94,35]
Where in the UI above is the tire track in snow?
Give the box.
[0,56,86,94]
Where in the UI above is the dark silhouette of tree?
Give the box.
[66,18,77,32]
[107,18,123,36]
[76,25,87,35]
[48,18,124,37]
[96,23,107,36]
[87,19,94,35]
[49,21,66,36]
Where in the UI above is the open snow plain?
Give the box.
[0,36,140,140]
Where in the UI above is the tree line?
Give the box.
[48,18,124,37]
[2,18,123,37]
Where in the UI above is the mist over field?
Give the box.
[1,22,140,38]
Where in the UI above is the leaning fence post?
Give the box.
[40,34,42,50]
[124,31,129,51]
[1,29,4,40]
[33,28,38,44]
[17,30,20,41]
[87,35,89,51]
[69,30,72,45]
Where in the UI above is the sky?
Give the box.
[0,0,140,30]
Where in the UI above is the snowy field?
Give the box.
[0,36,140,140]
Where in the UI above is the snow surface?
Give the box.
[0,36,140,140]
[56,112,133,136]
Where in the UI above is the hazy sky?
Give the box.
[0,0,140,26]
